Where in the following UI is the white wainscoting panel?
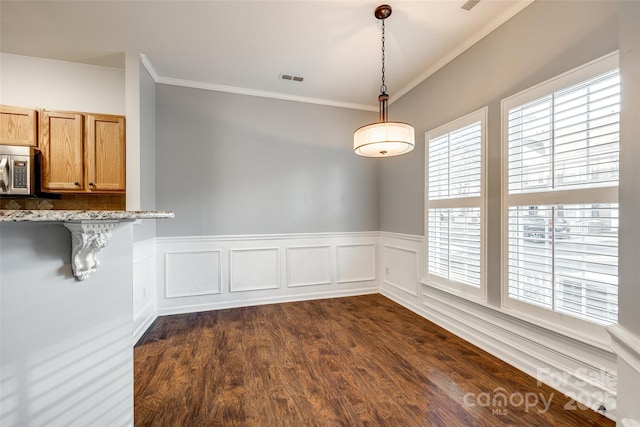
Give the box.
[287,245,331,287]
[155,232,378,315]
[336,244,376,283]
[165,250,222,298]
[383,244,418,296]
[230,248,280,292]
[133,239,157,343]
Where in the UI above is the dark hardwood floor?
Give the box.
[134,294,613,426]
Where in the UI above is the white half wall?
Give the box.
[0,222,134,427]
[155,232,379,315]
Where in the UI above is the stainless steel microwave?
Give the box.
[0,145,37,196]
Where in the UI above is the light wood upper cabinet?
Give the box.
[0,105,38,146]
[40,110,85,191]
[85,114,126,191]
[40,110,126,193]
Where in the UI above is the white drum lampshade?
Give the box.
[354,121,415,157]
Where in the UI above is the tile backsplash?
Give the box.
[1,194,126,211]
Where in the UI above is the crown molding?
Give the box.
[139,54,159,81]
[138,53,376,112]
[157,75,377,111]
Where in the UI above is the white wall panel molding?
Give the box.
[382,245,419,297]
[165,250,222,298]
[155,232,378,315]
[336,244,376,284]
[230,247,280,292]
[133,238,155,264]
[286,245,332,288]
[380,232,617,421]
[133,239,157,343]
[379,233,423,298]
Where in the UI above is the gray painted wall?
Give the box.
[0,223,134,426]
[133,64,157,242]
[155,85,378,236]
[378,0,619,305]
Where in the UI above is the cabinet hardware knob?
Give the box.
[89,182,94,186]
[74,182,79,185]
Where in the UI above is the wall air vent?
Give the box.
[461,0,481,11]
[280,73,304,82]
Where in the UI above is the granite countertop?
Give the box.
[0,209,175,222]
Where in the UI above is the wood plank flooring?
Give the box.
[134,294,613,426]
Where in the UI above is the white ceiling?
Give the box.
[0,1,532,110]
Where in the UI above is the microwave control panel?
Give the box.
[13,161,28,189]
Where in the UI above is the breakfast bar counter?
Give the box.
[0,209,174,222]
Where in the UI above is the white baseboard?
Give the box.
[157,288,377,316]
[133,302,157,344]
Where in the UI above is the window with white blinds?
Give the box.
[425,108,486,297]
[503,53,619,326]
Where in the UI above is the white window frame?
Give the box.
[422,107,487,302]
[500,52,619,344]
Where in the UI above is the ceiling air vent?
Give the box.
[461,0,481,11]
[280,73,304,82]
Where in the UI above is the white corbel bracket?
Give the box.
[63,220,120,281]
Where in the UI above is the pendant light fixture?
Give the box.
[354,4,415,158]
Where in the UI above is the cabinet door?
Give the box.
[40,110,85,191]
[85,114,125,191]
[0,105,37,146]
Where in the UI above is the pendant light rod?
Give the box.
[379,93,389,122]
